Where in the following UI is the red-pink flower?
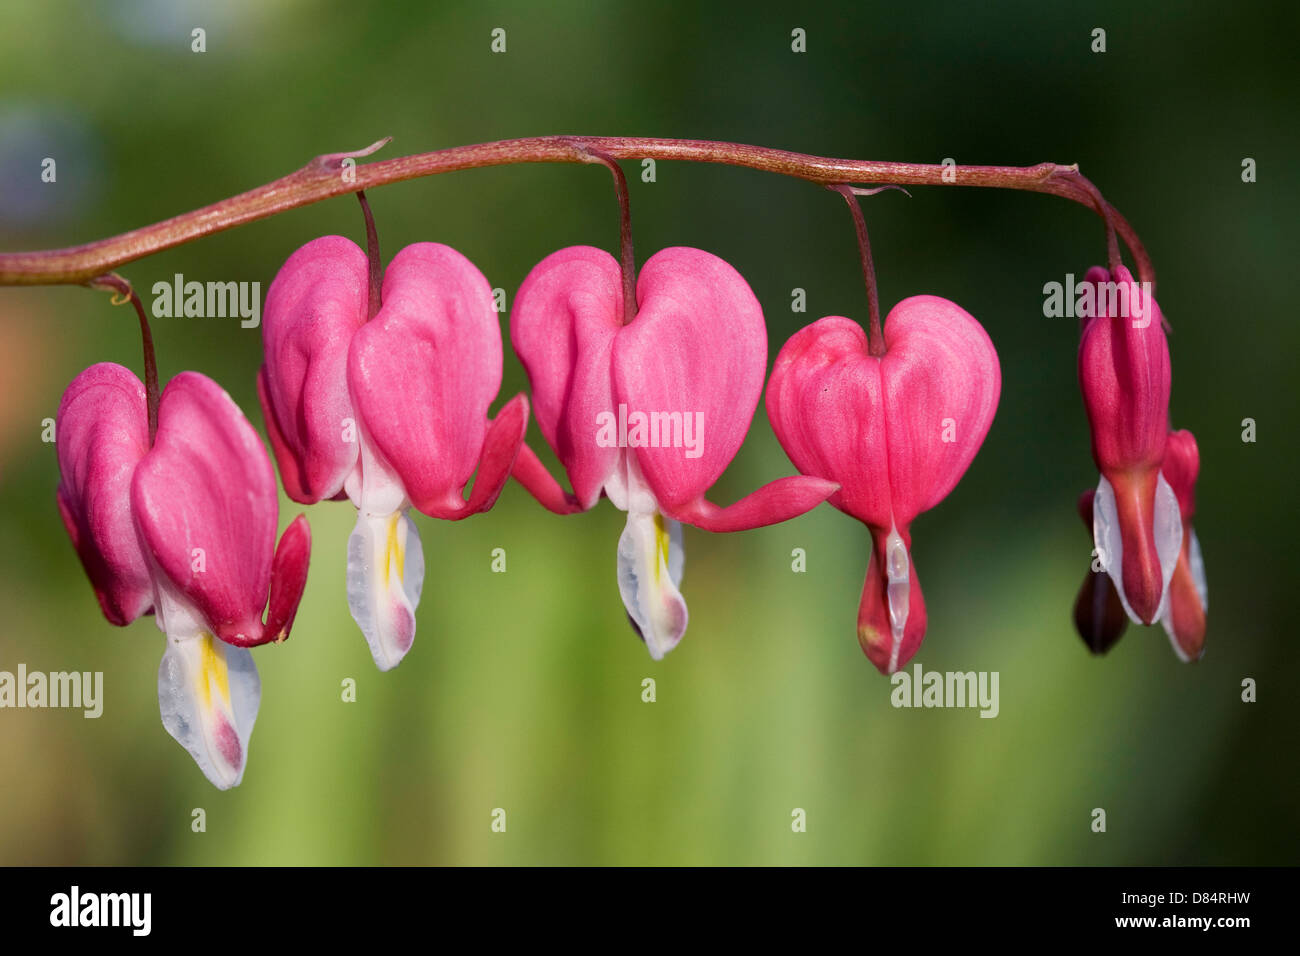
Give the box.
[1158,429,1207,661]
[509,245,837,659]
[1078,264,1181,625]
[56,363,310,789]
[766,297,1000,673]
[259,237,528,671]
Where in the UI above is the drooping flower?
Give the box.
[765,297,1000,674]
[1158,429,1207,661]
[259,237,528,671]
[509,245,837,659]
[1078,264,1181,625]
[1072,489,1129,655]
[56,363,310,789]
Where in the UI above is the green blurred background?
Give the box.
[0,0,1295,865]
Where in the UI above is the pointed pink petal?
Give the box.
[1163,539,1207,661]
[348,242,503,517]
[879,295,1001,524]
[54,363,154,626]
[613,247,767,512]
[264,514,311,642]
[1161,429,1200,522]
[260,235,367,502]
[131,372,278,647]
[426,393,530,520]
[510,441,587,514]
[667,475,838,532]
[1159,429,1206,659]
[510,246,623,510]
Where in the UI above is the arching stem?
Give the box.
[87,274,159,444]
[0,137,1155,291]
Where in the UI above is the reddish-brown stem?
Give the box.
[87,274,159,443]
[0,136,1154,290]
[577,146,637,323]
[832,185,885,356]
[356,190,382,319]
[1069,173,1123,275]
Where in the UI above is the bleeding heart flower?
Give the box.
[766,297,1000,674]
[1072,489,1129,655]
[56,363,310,789]
[1078,264,1180,626]
[259,237,528,671]
[509,245,837,660]
[1158,429,1207,661]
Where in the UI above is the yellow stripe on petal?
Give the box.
[386,511,405,583]
[197,633,231,710]
[616,509,689,660]
[653,512,670,583]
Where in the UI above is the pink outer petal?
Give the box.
[54,363,153,626]
[613,247,768,512]
[131,372,278,646]
[765,300,1000,530]
[510,246,623,510]
[348,242,503,517]
[1078,264,1170,475]
[260,235,367,503]
[879,295,1001,524]
[766,317,892,528]
[257,367,310,503]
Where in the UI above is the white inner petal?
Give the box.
[1092,474,1183,625]
[347,508,424,671]
[1151,472,1184,622]
[1188,528,1208,612]
[157,629,260,791]
[347,428,409,517]
[883,523,910,674]
[617,508,688,660]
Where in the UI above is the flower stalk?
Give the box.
[830,184,885,356]
[85,273,159,444]
[355,190,383,320]
[577,146,637,324]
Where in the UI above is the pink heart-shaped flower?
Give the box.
[766,296,1000,672]
[510,244,836,659]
